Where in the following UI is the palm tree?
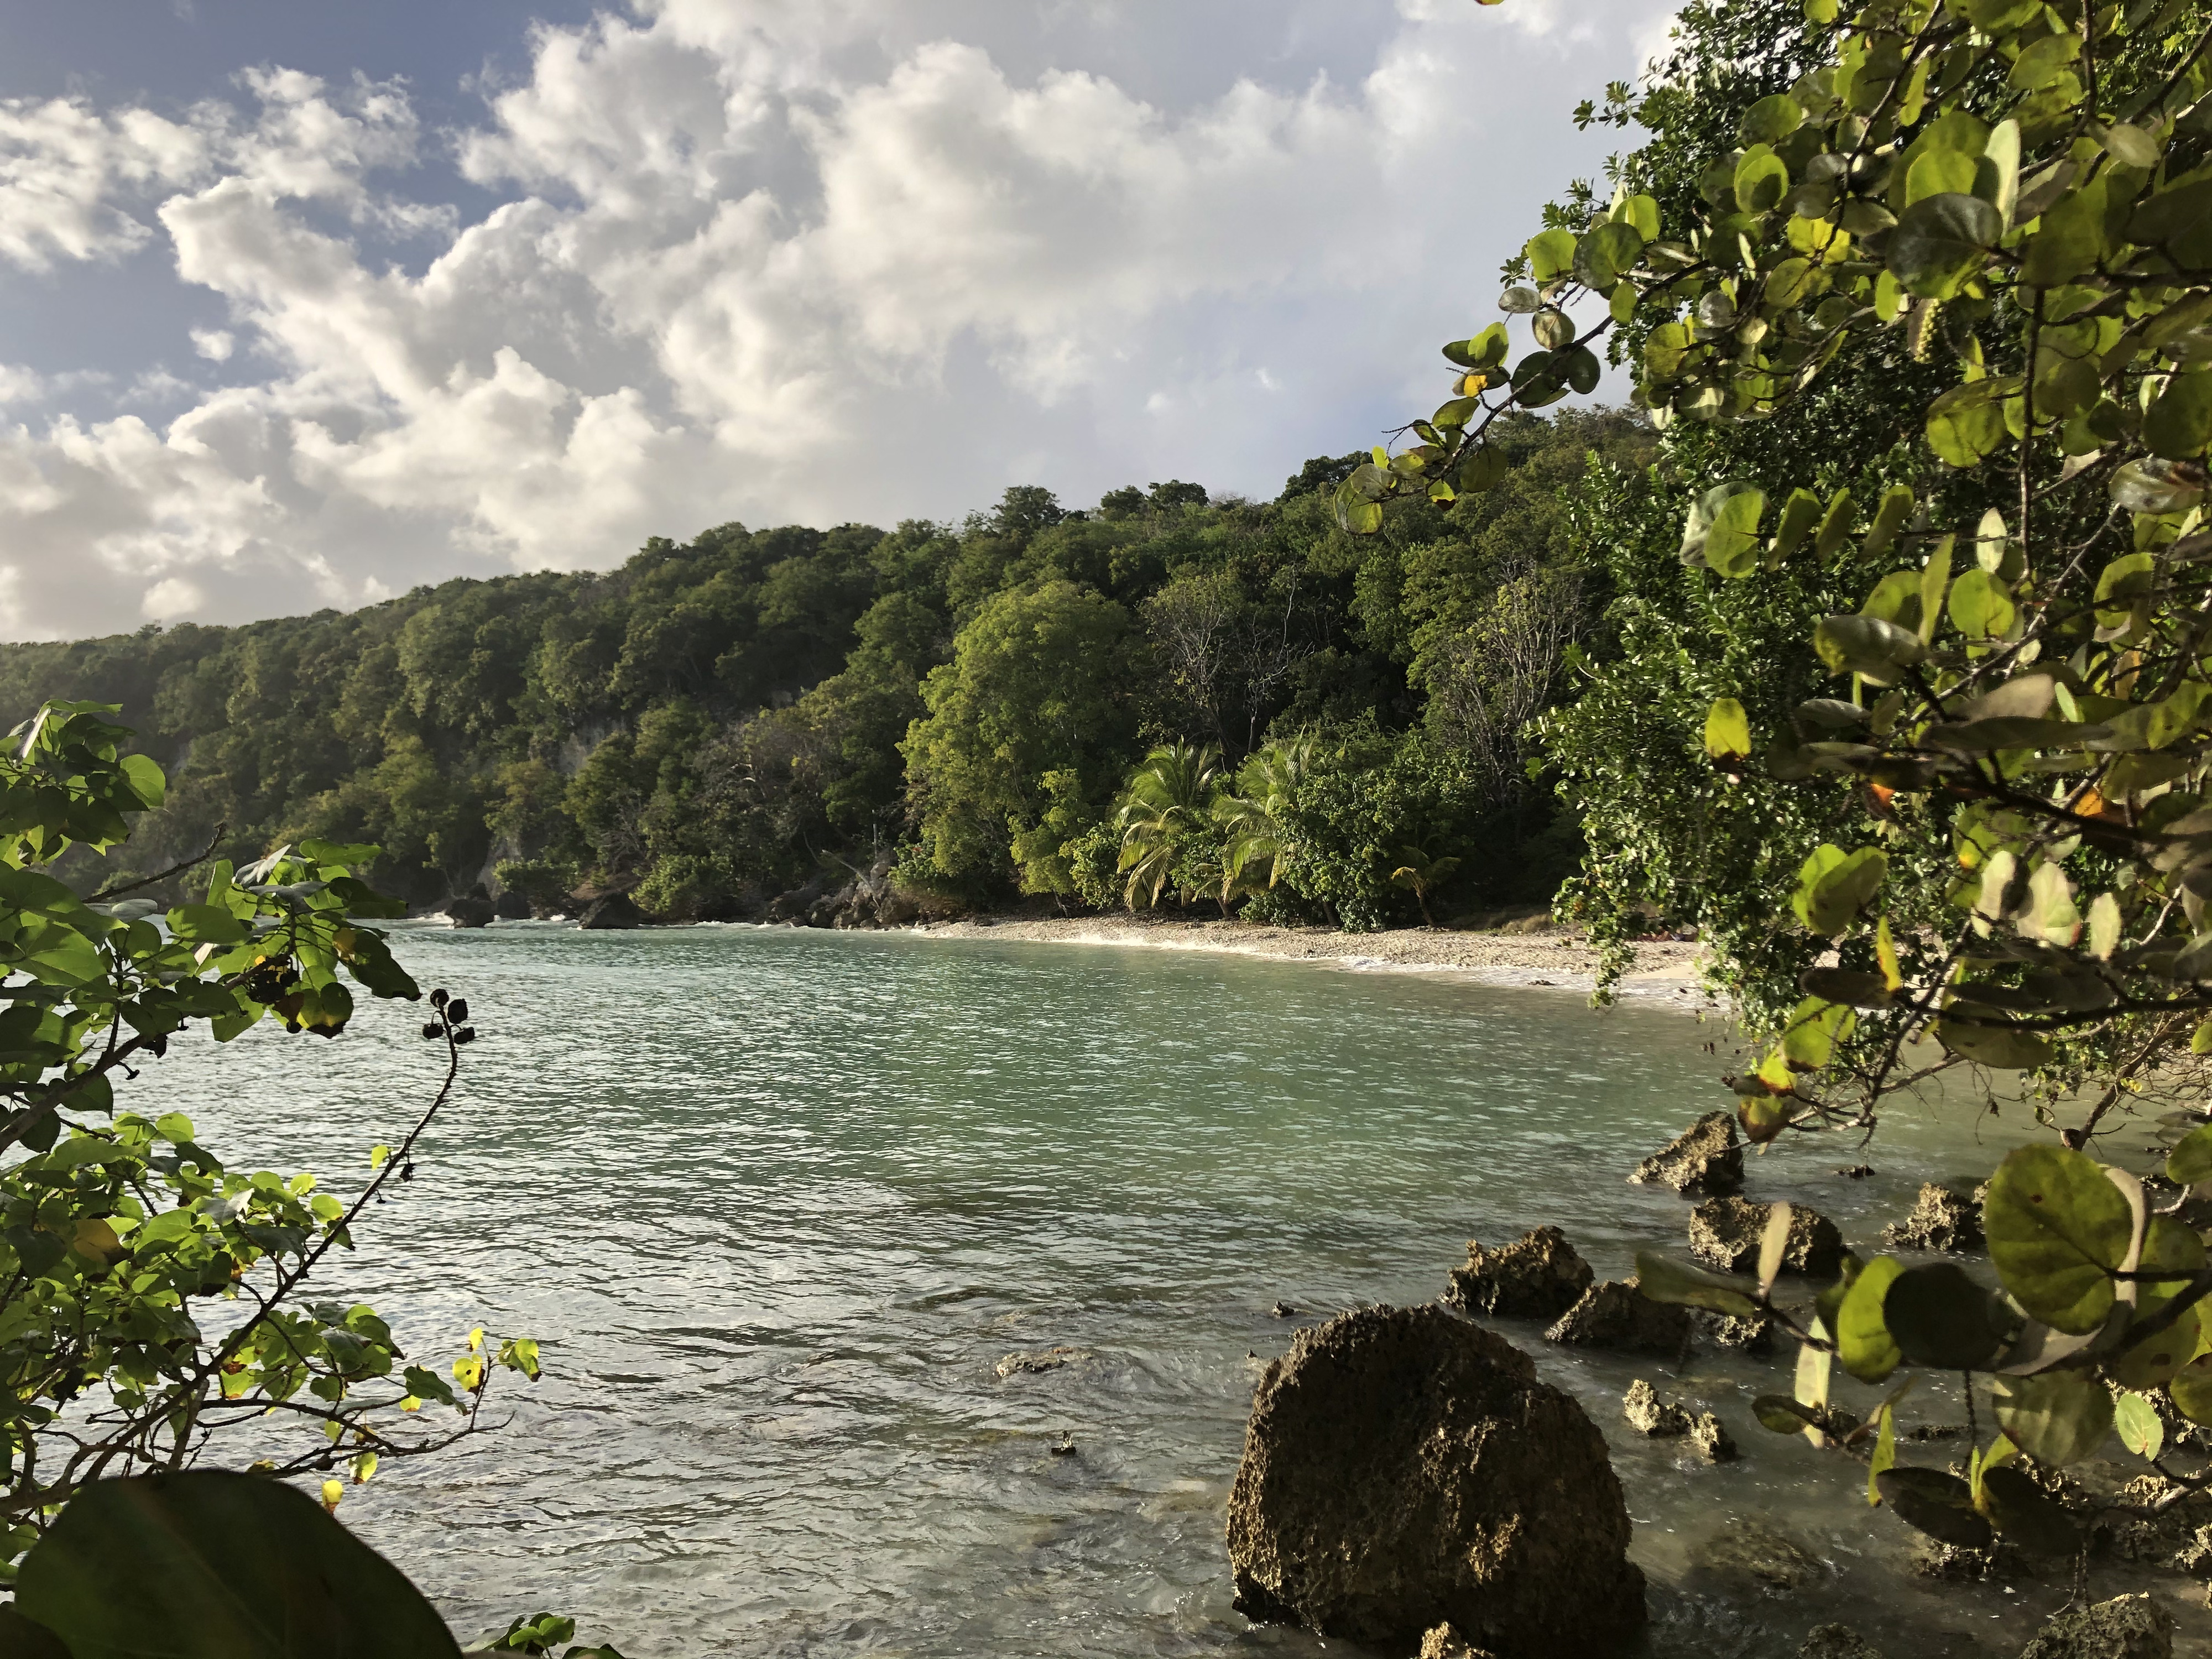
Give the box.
[1390,844,1462,927]
[1209,736,1314,905]
[1115,741,1221,909]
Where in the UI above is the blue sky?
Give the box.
[0,0,1674,638]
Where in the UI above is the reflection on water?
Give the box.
[150,925,2188,1657]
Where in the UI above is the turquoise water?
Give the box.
[150,925,2185,1657]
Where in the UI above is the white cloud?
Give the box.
[0,0,1676,640]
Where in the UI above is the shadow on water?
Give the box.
[152,924,2201,1657]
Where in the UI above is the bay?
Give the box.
[152,924,2147,1657]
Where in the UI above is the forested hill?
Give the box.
[10,409,1647,926]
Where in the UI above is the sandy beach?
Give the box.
[914,912,1724,1008]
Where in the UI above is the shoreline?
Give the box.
[910,913,1725,1008]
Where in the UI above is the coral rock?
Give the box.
[1543,1280,1694,1357]
[1623,1379,1692,1437]
[1627,1111,1744,1196]
[1800,1626,1884,1659]
[1692,1411,1738,1464]
[1880,1183,1983,1253]
[2017,1593,2173,1659]
[1445,1225,1594,1321]
[1228,1304,1646,1658]
[1688,1197,1844,1278]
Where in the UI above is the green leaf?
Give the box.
[1771,488,1822,561]
[1947,568,2016,639]
[1866,1402,1896,1505]
[2110,457,2207,514]
[2145,371,2212,461]
[1617,194,1660,241]
[1780,996,1854,1068]
[1681,483,1767,577]
[117,754,166,811]
[1976,1465,2081,1555]
[0,1610,70,1659]
[1906,149,1976,206]
[1753,1394,1825,1433]
[1740,94,1804,145]
[1734,148,1791,215]
[1991,1370,2114,1465]
[1884,1262,2002,1370]
[1575,221,1645,290]
[1875,1467,1992,1548]
[1633,1250,1760,1316]
[1860,483,1914,559]
[1887,193,2001,299]
[1926,378,2015,467]
[2171,1352,2212,1425]
[1835,1256,1905,1383]
[17,1470,464,1658]
[1934,1016,2053,1070]
[2020,175,2111,286]
[1813,614,1923,684]
[1790,843,1887,936]
[1703,697,1752,761]
[1525,228,1577,284]
[166,904,248,946]
[1562,346,1601,396]
[2114,1391,2165,1460]
[1981,1145,2132,1334]
[2168,1123,2212,1185]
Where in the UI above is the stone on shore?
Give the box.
[1623,1379,1691,1437]
[1543,1279,1693,1356]
[1880,1183,1983,1253]
[1228,1303,1646,1658]
[1627,1111,1744,1196]
[2017,1593,2173,1659]
[578,892,645,930]
[1445,1225,1593,1321]
[1688,1197,1844,1278]
[1801,1627,1884,1659]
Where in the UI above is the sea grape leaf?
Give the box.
[2114,1391,2164,1461]
[1884,1261,2002,1371]
[1790,844,1886,936]
[1704,698,1752,761]
[1634,1250,1761,1316]
[2171,1353,2212,1425]
[1888,193,2001,299]
[1992,1370,2113,1465]
[1875,1467,1992,1547]
[2169,1123,2212,1185]
[1981,1145,2132,1332]
[15,1470,465,1659]
[1836,1256,1904,1382]
[1976,1465,2080,1555]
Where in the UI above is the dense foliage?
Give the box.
[1350,0,2212,1569]
[3,435,1644,928]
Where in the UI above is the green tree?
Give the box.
[1113,741,1223,909]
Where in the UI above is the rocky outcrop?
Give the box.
[1880,1183,1983,1253]
[1228,1304,1646,1658]
[1801,1627,1884,1659]
[1542,1279,1693,1356]
[1695,1310,1776,1352]
[1623,1379,1691,1437]
[1691,1412,1737,1464]
[1627,1112,1743,1196]
[769,863,925,929]
[1418,1625,1498,1659]
[995,1346,1090,1378]
[2017,1594,2173,1659]
[1445,1226,1593,1321]
[493,888,533,920]
[1688,1198,1844,1277]
[444,894,495,928]
[578,892,645,930]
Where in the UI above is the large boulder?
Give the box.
[1689,1197,1844,1277]
[578,892,645,930]
[2017,1594,2172,1659]
[1445,1226,1593,1321]
[1543,1279,1693,1356]
[1880,1183,1983,1253]
[444,894,495,928]
[1228,1304,1646,1659]
[1627,1112,1744,1196]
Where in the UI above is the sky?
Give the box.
[0,0,1679,640]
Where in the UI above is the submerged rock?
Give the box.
[1623,1379,1691,1437]
[1543,1279,1693,1357]
[1444,1225,1593,1321]
[1418,1624,1498,1659]
[1800,1627,1884,1659]
[1627,1111,1744,1196]
[1688,1197,1844,1278]
[1690,1517,1826,1592]
[2017,1593,2173,1659]
[1880,1183,1983,1253]
[995,1346,1090,1378]
[1691,1411,1738,1464]
[578,892,645,930]
[1228,1303,1645,1658]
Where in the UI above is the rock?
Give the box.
[492,888,532,920]
[1623,1379,1692,1437]
[1688,1197,1844,1277]
[1270,1302,1297,1318]
[1227,1303,1646,1658]
[578,892,645,930]
[1800,1626,1884,1659]
[2107,1474,2212,1571]
[1881,1183,1984,1253]
[1543,1279,1693,1357]
[1445,1225,1594,1321]
[1695,1309,1776,1352]
[995,1346,1090,1378]
[444,894,496,928]
[1691,1411,1737,1464]
[1836,1165,1875,1178]
[766,880,824,922]
[1689,1517,1825,1590]
[1418,1624,1499,1659]
[2017,1594,2173,1659]
[1627,1111,1744,1196]
[1908,1536,2022,1582]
